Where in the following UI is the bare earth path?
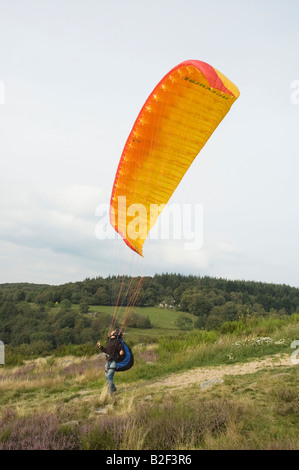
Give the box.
[145,354,292,392]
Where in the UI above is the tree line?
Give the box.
[0,273,298,355]
[1,274,298,312]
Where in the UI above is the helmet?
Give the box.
[110,328,123,338]
[115,328,123,338]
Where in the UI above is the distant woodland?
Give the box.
[0,274,298,357]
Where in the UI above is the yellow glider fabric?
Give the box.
[110,60,240,256]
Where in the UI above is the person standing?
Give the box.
[97,329,125,394]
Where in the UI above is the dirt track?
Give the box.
[149,353,293,391]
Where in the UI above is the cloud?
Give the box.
[1,178,299,287]
[141,238,243,277]
[0,181,110,280]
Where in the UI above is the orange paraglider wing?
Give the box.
[110,60,240,256]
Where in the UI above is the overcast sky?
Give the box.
[0,0,299,287]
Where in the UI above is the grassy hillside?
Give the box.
[1,313,299,450]
[86,304,197,337]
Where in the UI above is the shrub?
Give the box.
[0,410,79,450]
[175,315,194,331]
[128,314,152,329]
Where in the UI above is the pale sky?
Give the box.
[0,0,299,287]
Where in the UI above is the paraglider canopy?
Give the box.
[110,60,240,256]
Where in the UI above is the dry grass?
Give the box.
[1,317,299,450]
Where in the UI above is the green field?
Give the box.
[80,304,197,338]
